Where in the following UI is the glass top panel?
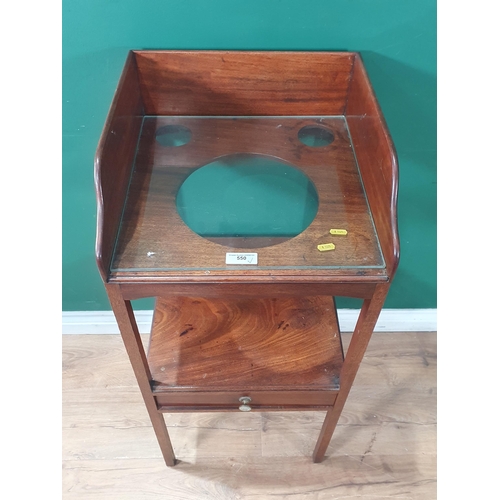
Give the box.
[111,116,384,272]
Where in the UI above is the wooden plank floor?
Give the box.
[62,332,436,499]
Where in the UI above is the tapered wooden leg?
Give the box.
[106,285,176,466]
[313,284,389,463]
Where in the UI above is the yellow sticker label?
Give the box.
[329,229,348,235]
[317,243,336,251]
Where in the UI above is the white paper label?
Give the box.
[225,252,258,265]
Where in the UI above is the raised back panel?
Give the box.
[133,50,355,116]
[345,54,400,278]
[94,52,145,281]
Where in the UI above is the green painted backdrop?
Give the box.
[62,0,436,311]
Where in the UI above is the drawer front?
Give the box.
[155,390,337,411]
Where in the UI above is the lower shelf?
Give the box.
[147,296,344,411]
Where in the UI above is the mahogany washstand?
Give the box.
[94,50,399,466]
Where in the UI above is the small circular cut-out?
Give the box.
[155,125,192,147]
[176,154,319,246]
[298,125,334,147]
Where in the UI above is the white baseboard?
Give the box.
[62,309,436,334]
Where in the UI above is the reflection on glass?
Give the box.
[176,154,319,238]
[156,125,192,147]
[298,125,334,147]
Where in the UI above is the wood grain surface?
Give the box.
[134,50,355,116]
[63,332,436,499]
[147,296,343,391]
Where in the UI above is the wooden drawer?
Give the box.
[155,390,338,412]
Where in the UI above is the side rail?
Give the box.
[94,52,144,281]
[345,54,400,279]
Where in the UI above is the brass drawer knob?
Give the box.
[238,396,252,411]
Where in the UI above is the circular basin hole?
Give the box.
[176,154,318,245]
[155,125,192,147]
[298,125,334,147]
